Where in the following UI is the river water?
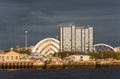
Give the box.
[0,68,120,79]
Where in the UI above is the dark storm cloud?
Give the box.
[0,0,120,49]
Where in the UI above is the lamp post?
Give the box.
[25,31,28,49]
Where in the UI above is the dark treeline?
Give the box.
[4,48,120,60]
[54,50,120,60]
[88,50,120,60]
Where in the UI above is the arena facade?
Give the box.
[32,38,59,56]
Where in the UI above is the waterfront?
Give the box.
[0,68,120,79]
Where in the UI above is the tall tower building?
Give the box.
[60,24,93,53]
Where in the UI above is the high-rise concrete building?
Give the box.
[60,24,93,53]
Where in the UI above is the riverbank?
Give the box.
[39,60,120,69]
[1,60,120,69]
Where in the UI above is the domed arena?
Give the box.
[32,38,59,56]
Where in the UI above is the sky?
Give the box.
[0,0,120,50]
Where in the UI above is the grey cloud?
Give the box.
[0,0,120,49]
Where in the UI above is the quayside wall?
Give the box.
[0,61,34,69]
[1,60,120,69]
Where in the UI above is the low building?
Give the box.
[81,55,90,61]
[33,60,45,66]
[64,55,90,62]
[49,57,63,65]
[0,50,20,61]
[114,47,120,52]
[20,54,29,61]
[0,50,30,62]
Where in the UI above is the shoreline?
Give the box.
[1,60,120,69]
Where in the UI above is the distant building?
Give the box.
[32,38,59,56]
[64,55,90,62]
[0,50,20,61]
[60,24,93,53]
[114,47,120,52]
[0,49,29,62]
[27,45,35,52]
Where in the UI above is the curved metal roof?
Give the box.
[32,38,59,56]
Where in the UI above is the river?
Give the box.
[0,68,120,79]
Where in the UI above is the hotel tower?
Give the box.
[60,24,93,53]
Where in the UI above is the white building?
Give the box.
[32,38,59,56]
[114,47,120,52]
[64,55,90,62]
[60,24,93,53]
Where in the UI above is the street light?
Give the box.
[25,31,28,49]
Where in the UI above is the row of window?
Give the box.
[0,56,19,60]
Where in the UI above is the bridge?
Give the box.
[94,43,116,52]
